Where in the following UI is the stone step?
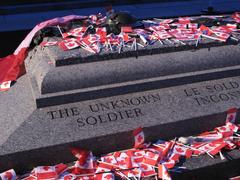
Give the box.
[0,74,240,173]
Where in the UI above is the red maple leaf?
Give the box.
[43,166,50,171]
[104,157,114,163]
[141,164,148,170]
[117,159,126,166]
[175,147,184,153]
[220,126,227,131]
[67,42,76,47]
[104,174,113,180]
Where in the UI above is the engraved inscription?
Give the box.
[46,93,161,127]
[183,81,240,106]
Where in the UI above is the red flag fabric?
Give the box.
[33,166,57,180]
[95,173,114,180]
[226,108,238,123]
[40,41,58,47]
[158,164,171,180]
[0,169,16,180]
[58,38,80,51]
[142,151,160,166]
[70,148,90,165]
[0,15,86,91]
[133,127,145,149]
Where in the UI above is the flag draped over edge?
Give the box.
[0,15,87,90]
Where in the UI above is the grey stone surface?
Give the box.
[25,44,240,108]
[1,74,240,172]
[1,40,240,176]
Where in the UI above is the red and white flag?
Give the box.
[95,173,114,180]
[198,140,226,156]
[178,17,191,24]
[121,26,133,33]
[58,172,76,180]
[69,27,87,38]
[115,152,132,169]
[133,127,145,149]
[95,162,113,173]
[72,152,95,174]
[0,169,16,180]
[0,81,11,92]
[58,38,80,51]
[101,155,117,165]
[172,145,192,158]
[139,163,156,177]
[40,41,58,47]
[213,31,231,42]
[161,159,176,169]
[152,30,172,40]
[70,148,90,165]
[142,151,160,166]
[158,164,171,180]
[33,166,57,180]
[55,163,68,175]
[226,108,237,123]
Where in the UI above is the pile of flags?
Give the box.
[0,108,239,180]
[0,12,240,92]
[40,12,240,53]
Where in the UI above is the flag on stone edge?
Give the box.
[133,127,145,149]
[0,169,16,180]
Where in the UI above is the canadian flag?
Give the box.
[160,19,174,24]
[161,159,176,169]
[158,164,172,180]
[213,31,230,42]
[172,145,192,158]
[232,12,240,23]
[101,155,117,165]
[95,173,114,180]
[187,23,198,30]
[0,81,11,91]
[115,152,132,169]
[142,151,160,166]
[153,31,172,40]
[0,169,16,180]
[96,27,107,43]
[226,122,239,132]
[95,163,113,174]
[22,175,37,180]
[70,148,90,165]
[126,168,142,179]
[40,41,58,47]
[198,25,213,36]
[33,166,57,180]
[178,17,191,24]
[213,26,232,34]
[198,140,226,156]
[54,163,68,175]
[148,25,165,32]
[72,152,95,174]
[58,38,80,51]
[58,172,76,180]
[133,127,145,149]
[69,27,87,37]
[224,139,237,150]
[121,26,133,33]
[226,108,237,123]
[139,163,156,177]
[131,150,145,167]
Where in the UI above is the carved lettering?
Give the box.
[185,80,240,106]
